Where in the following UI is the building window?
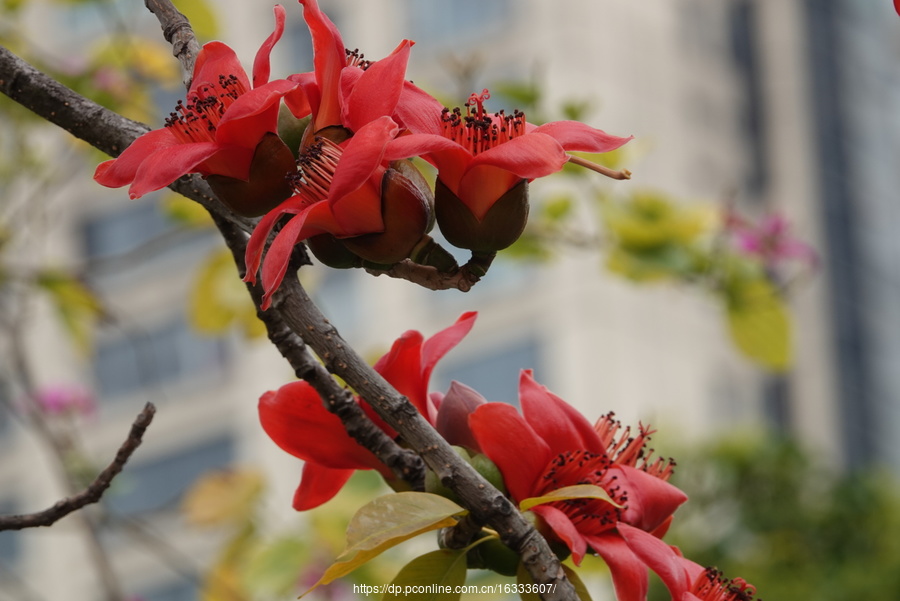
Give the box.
[106,435,235,516]
[0,498,21,567]
[435,336,542,406]
[93,316,228,400]
[406,0,510,45]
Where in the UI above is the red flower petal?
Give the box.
[191,41,249,95]
[394,81,445,135]
[419,311,477,394]
[372,329,428,414]
[285,73,316,119]
[252,5,286,88]
[613,465,688,533]
[258,382,384,471]
[243,195,309,285]
[385,133,471,191]
[300,0,346,128]
[531,121,633,153]
[93,127,178,191]
[518,371,605,456]
[131,142,250,199]
[259,203,342,308]
[216,79,299,147]
[618,524,700,597]
[467,132,568,179]
[585,532,649,601]
[292,463,355,511]
[469,402,551,502]
[530,504,588,565]
[341,40,413,132]
[327,116,399,229]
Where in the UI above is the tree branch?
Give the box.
[144,0,201,87]
[0,30,577,601]
[0,403,156,531]
[211,213,427,489]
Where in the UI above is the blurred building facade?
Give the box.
[2,0,899,600]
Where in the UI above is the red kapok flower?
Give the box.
[386,89,633,252]
[243,116,433,308]
[94,6,298,216]
[258,312,476,510]
[619,523,760,601]
[468,371,687,601]
[285,0,441,139]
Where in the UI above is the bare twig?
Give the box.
[0,403,156,531]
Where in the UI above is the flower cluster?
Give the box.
[259,314,758,601]
[94,0,632,308]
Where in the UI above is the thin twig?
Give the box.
[0,403,156,531]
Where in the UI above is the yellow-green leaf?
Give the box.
[516,562,540,601]
[35,270,104,353]
[163,193,213,228]
[726,279,792,371]
[562,565,593,601]
[517,563,592,601]
[189,248,266,339]
[181,468,264,527]
[241,537,308,596]
[175,0,219,41]
[384,549,468,601]
[304,492,466,595]
[519,484,619,512]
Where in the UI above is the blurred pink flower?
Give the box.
[726,211,817,268]
[34,385,96,416]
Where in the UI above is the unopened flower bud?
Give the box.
[435,178,529,252]
[339,160,434,265]
[207,133,296,217]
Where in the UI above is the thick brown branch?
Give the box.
[211,213,426,488]
[0,403,156,531]
[270,280,575,599]
[144,0,201,85]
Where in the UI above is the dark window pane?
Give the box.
[435,337,542,406]
[93,317,228,399]
[107,435,235,515]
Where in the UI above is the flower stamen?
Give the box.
[595,412,676,481]
[441,88,527,156]
[164,74,248,144]
[693,568,758,601]
[287,136,342,206]
[345,48,372,70]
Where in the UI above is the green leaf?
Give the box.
[35,270,104,353]
[384,549,468,601]
[242,537,308,596]
[519,484,619,512]
[304,492,466,595]
[725,279,792,371]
